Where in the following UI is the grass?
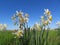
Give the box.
[0,31,14,45]
[0,29,60,45]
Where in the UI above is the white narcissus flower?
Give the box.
[12,30,24,38]
[19,10,24,15]
[44,20,49,25]
[44,9,49,13]
[44,9,51,15]
[36,25,41,31]
[47,19,51,24]
[0,24,7,30]
[16,30,24,38]
[24,18,29,23]
[34,23,41,31]
[48,15,52,21]
[12,10,29,31]
[20,17,25,24]
[42,9,52,26]
[20,17,29,24]
[16,10,23,18]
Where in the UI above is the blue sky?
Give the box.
[0,0,60,30]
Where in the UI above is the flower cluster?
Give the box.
[31,9,52,31]
[12,30,24,38]
[31,23,41,31]
[41,9,52,26]
[11,10,29,30]
[16,30,24,38]
[0,24,7,30]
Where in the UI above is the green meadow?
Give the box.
[0,29,60,45]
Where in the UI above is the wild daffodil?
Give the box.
[44,20,49,25]
[16,30,24,38]
[48,15,52,21]
[44,9,51,16]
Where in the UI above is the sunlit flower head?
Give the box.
[24,18,29,23]
[20,17,25,24]
[44,9,51,15]
[47,19,51,24]
[16,30,24,38]
[33,23,41,31]
[0,24,7,30]
[16,10,23,18]
[44,20,49,25]
[48,15,52,21]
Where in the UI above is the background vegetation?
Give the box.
[0,28,60,45]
